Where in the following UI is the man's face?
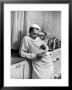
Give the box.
[38,32,45,40]
[39,34,44,40]
[30,28,39,39]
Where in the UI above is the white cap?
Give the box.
[30,24,40,30]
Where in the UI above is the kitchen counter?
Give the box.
[51,48,61,78]
[11,53,32,79]
[11,53,27,65]
[11,48,61,79]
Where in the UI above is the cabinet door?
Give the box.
[10,63,24,79]
[23,61,31,79]
[11,60,31,79]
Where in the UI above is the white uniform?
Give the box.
[19,36,54,79]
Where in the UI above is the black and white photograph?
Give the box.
[11,11,61,79]
[4,4,69,86]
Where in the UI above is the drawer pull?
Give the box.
[16,64,20,68]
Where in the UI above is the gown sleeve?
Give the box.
[19,36,36,59]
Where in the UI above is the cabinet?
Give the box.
[11,58,32,79]
[51,49,61,78]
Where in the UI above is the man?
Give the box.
[19,24,54,79]
[38,31,46,40]
[38,31,50,45]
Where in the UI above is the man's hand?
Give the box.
[36,52,45,59]
[40,44,46,50]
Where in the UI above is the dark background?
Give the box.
[0,0,70,3]
[0,0,70,89]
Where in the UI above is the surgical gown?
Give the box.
[19,36,54,79]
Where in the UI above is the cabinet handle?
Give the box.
[16,64,20,68]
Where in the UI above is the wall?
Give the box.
[26,11,44,34]
[26,11,61,40]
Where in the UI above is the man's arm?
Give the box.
[19,37,36,59]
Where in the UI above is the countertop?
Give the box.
[11,53,26,65]
[11,48,61,66]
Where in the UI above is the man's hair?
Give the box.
[29,27,39,33]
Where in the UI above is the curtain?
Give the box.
[11,11,27,50]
